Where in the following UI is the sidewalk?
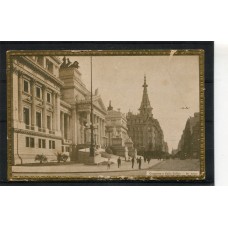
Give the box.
[12,159,162,173]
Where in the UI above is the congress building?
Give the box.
[11,56,107,165]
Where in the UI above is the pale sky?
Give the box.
[60,55,200,152]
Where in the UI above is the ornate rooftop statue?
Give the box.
[70,61,79,69]
[60,57,80,69]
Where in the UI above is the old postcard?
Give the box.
[7,50,205,181]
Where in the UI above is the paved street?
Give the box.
[12,159,200,178]
[12,158,161,176]
[150,159,200,171]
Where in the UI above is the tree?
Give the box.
[35,154,47,164]
[56,152,69,163]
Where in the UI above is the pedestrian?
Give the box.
[138,157,142,169]
[144,156,146,163]
[117,157,121,168]
[107,158,111,170]
[147,157,150,164]
[131,157,135,169]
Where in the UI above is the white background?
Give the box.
[1,0,228,227]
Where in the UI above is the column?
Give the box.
[42,85,47,131]
[102,119,105,142]
[56,93,61,131]
[87,112,90,125]
[94,114,97,145]
[72,108,78,145]
[18,72,23,122]
[52,92,56,132]
[98,116,101,145]
[100,117,102,146]
[31,79,36,128]
[61,112,65,138]
[86,112,91,144]
[67,114,70,139]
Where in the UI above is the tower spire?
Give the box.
[107,100,113,111]
[139,75,152,115]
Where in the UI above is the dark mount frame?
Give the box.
[0,41,214,186]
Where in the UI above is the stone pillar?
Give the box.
[18,72,23,122]
[94,114,97,145]
[72,108,78,145]
[102,119,105,145]
[100,117,102,146]
[42,85,47,130]
[67,114,70,139]
[56,93,61,131]
[31,79,36,127]
[101,119,104,146]
[98,116,101,145]
[52,92,56,131]
[61,112,65,138]
[86,112,91,144]
[87,112,90,125]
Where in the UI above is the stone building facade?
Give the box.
[177,112,200,159]
[11,56,107,165]
[105,101,133,156]
[126,76,168,156]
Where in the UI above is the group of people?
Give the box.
[131,156,142,169]
[107,156,144,170]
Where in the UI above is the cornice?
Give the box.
[13,128,62,140]
[17,56,64,87]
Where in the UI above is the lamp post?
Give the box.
[90,56,94,157]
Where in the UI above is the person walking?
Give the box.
[117,157,121,168]
[131,157,135,169]
[144,156,146,163]
[138,157,142,169]
[147,157,151,164]
[107,158,111,170]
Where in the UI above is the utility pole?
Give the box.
[90,56,94,157]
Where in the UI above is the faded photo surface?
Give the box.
[8,51,204,180]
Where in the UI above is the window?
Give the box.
[47,115,51,130]
[42,139,46,148]
[26,137,30,147]
[47,92,51,103]
[46,59,53,73]
[30,138,35,148]
[52,141,55,149]
[49,140,55,149]
[62,146,64,152]
[36,112,42,128]
[36,87,42,99]
[23,80,29,93]
[37,56,44,66]
[26,137,34,148]
[38,139,42,148]
[23,107,30,126]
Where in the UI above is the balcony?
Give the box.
[49,130,55,135]
[38,128,46,133]
[62,139,72,144]
[25,125,35,130]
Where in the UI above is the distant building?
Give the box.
[126,76,168,156]
[105,101,133,156]
[171,149,178,155]
[177,112,200,158]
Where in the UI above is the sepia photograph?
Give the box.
[7,50,205,181]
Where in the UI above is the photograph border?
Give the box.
[6,49,205,182]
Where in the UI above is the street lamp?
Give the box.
[90,56,94,157]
